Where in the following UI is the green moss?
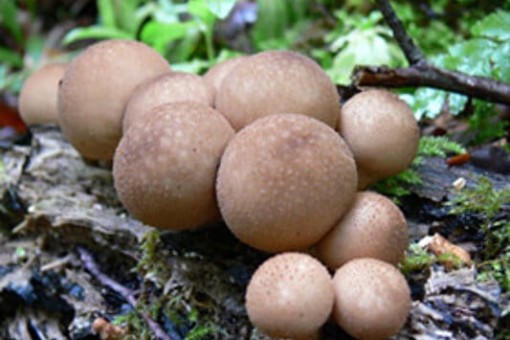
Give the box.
[447,176,510,291]
[400,242,463,274]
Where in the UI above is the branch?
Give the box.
[77,247,175,340]
[374,0,424,65]
[356,0,510,106]
[353,65,510,106]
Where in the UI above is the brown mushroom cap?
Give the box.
[113,101,234,230]
[58,39,170,160]
[315,191,409,269]
[216,114,357,252]
[338,89,420,188]
[122,71,214,132]
[18,63,67,125]
[215,50,340,131]
[246,252,334,339]
[332,258,411,340]
[202,56,245,106]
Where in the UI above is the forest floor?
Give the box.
[0,126,509,339]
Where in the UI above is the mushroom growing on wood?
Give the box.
[216,114,357,252]
[215,50,340,130]
[58,39,170,160]
[19,63,67,125]
[338,89,420,188]
[315,191,409,269]
[113,101,234,230]
[332,258,411,340]
[245,252,334,339]
[122,71,214,132]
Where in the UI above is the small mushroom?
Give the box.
[245,252,334,339]
[338,89,420,188]
[202,56,245,106]
[332,258,411,340]
[122,71,214,132]
[18,63,67,125]
[58,39,170,160]
[113,101,234,230]
[314,191,409,269]
[216,114,357,252]
[215,50,340,130]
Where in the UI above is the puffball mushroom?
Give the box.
[58,39,170,160]
[216,114,357,252]
[315,191,409,269]
[339,89,420,189]
[332,258,411,340]
[202,56,245,106]
[245,252,334,339]
[122,71,214,132]
[113,101,234,230]
[215,50,340,131]
[19,63,67,125]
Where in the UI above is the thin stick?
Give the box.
[374,0,425,65]
[77,246,175,340]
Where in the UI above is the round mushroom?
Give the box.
[202,56,245,106]
[113,101,234,230]
[332,258,411,340]
[215,50,340,130]
[338,89,420,188]
[314,191,409,269]
[122,71,214,132]
[18,63,67,125]
[246,252,334,339]
[58,39,170,160]
[216,114,357,252]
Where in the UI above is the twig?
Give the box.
[374,0,425,65]
[356,0,510,106]
[353,65,510,105]
[77,246,175,340]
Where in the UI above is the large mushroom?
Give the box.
[202,56,245,106]
[338,89,420,188]
[122,71,214,132]
[19,63,67,125]
[216,114,357,252]
[113,101,234,230]
[215,50,340,130]
[245,252,334,339]
[58,39,170,160]
[332,258,411,340]
[314,191,409,269]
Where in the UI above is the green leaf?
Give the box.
[328,27,406,85]
[471,10,510,41]
[251,0,289,43]
[140,21,193,55]
[188,0,216,28]
[492,41,510,82]
[205,0,237,20]
[411,88,447,119]
[0,46,23,68]
[443,39,496,77]
[97,0,117,29]
[0,0,23,45]
[447,93,468,115]
[62,26,134,45]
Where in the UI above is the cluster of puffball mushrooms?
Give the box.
[19,39,420,339]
